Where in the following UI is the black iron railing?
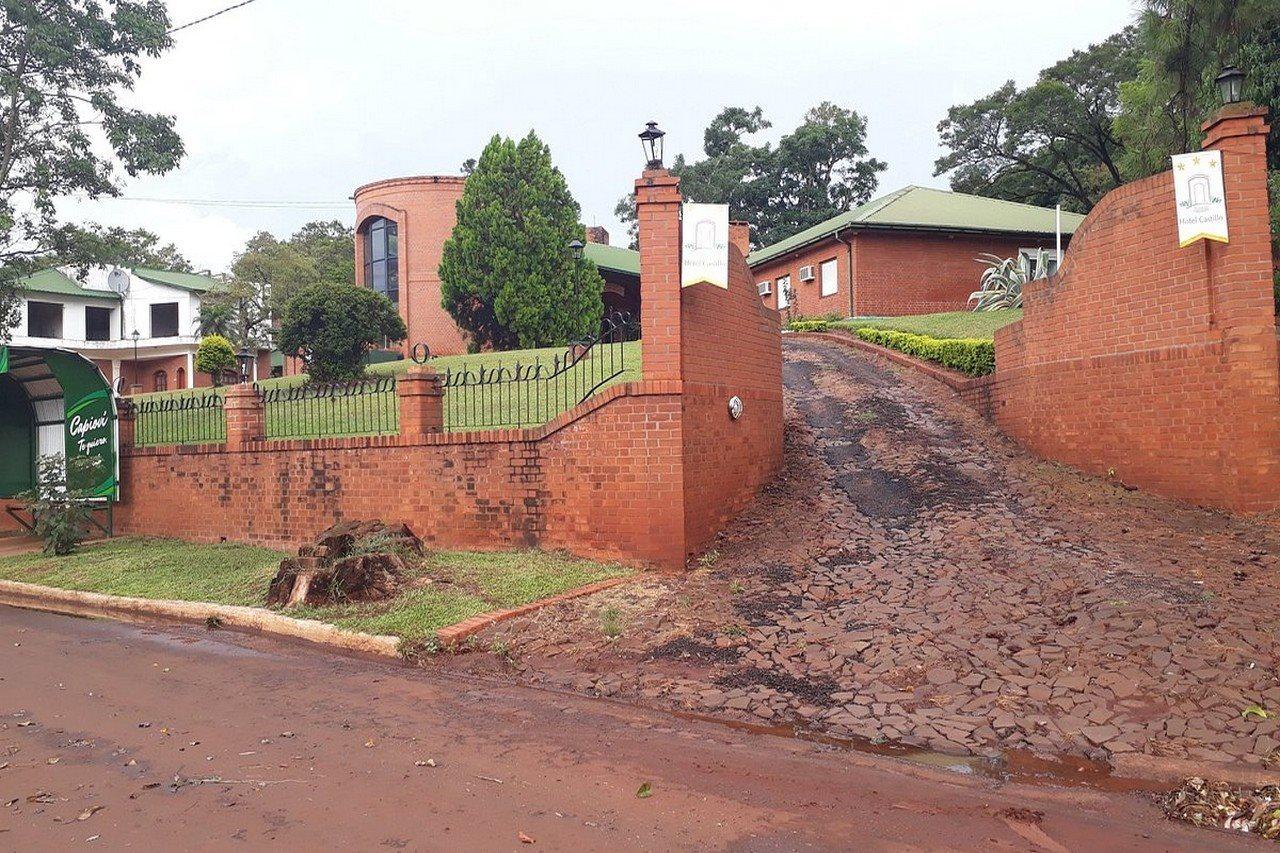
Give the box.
[258,376,399,440]
[440,312,639,431]
[134,392,227,446]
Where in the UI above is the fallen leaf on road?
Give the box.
[47,758,59,765]
[414,759,437,767]
[518,831,536,843]
[636,782,653,799]
[17,721,33,728]
[77,805,104,821]
[364,740,375,748]
[280,731,295,738]
[476,775,503,784]
[1242,704,1274,721]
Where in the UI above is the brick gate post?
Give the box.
[115,398,136,448]
[398,366,444,437]
[1200,103,1280,511]
[224,384,265,448]
[635,168,683,382]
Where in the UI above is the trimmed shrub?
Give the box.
[787,318,830,332]
[854,327,994,377]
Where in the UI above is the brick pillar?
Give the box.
[398,366,444,437]
[636,168,683,382]
[1200,102,1280,511]
[729,221,751,259]
[115,398,136,448]
[224,383,265,447]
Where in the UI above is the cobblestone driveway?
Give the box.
[475,336,1280,770]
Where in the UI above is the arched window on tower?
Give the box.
[362,216,399,306]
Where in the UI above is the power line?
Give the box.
[103,196,350,210]
[168,0,264,35]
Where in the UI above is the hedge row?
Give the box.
[853,327,995,376]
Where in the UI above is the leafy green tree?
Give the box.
[195,334,238,386]
[230,231,320,314]
[197,278,272,352]
[934,29,1139,212]
[56,225,193,273]
[1115,1,1280,175]
[615,103,886,247]
[289,220,355,284]
[441,132,604,350]
[0,1,183,341]
[278,283,407,383]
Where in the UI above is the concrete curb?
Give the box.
[436,577,632,646]
[0,580,401,658]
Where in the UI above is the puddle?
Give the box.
[669,709,1162,794]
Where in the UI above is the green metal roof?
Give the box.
[130,266,222,293]
[584,242,639,278]
[18,269,118,300]
[747,186,1087,267]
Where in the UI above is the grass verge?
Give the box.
[788,310,1021,341]
[0,537,631,642]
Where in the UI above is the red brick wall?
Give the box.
[851,232,1035,316]
[354,176,470,357]
[680,238,784,553]
[112,169,784,569]
[752,231,1060,318]
[115,384,688,567]
[976,106,1280,514]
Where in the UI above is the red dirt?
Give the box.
[0,606,1252,850]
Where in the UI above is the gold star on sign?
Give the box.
[1176,161,1186,170]
[1208,159,1217,167]
[1192,155,1201,165]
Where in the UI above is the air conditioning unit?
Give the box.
[798,265,815,282]
[757,281,772,297]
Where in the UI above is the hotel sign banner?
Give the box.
[681,202,730,288]
[1172,152,1229,248]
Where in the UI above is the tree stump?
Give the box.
[267,521,423,608]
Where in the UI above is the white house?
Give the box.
[7,266,269,393]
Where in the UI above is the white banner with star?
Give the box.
[1172,152,1228,247]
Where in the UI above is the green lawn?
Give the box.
[833,310,1022,341]
[132,341,642,444]
[0,537,629,643]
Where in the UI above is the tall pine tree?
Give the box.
[440,132,604,351]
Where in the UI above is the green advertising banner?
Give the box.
[44,351,118,499]
[0,345,8,374]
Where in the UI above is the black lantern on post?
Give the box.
[639,121,665,170]
[567,239,584,260]
[130,329,141,388]
[1215,65,1246,105]
[237,345,253,384]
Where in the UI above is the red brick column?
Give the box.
[1200,103,1280,510]
[115,398,136,448]
[398,366,444,437]
[224,384,265,448]
[636,169,683,382]
[729,220,751,258]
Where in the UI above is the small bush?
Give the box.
[854,327,995,376]
[788,319,830,333]
[21,454,98,555]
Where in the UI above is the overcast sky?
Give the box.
[58,0,1137,273]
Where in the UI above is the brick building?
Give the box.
[748,186,1084,318]
[353,175,639,356]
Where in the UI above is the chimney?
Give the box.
[584,225,610,246]
[729,221,751,257]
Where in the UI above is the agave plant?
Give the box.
[968,250,1050,311]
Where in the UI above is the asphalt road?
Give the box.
[0,606,1252,850]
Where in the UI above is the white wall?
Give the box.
[80,268,203,340]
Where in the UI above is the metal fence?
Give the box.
[258,375,399,440]
[134,392,227,446]
[440,312,639,431]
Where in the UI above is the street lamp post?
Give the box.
[567,239,584,260]
[237,346,253,384]
[131,329,140,389]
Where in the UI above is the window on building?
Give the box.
[362,217,399,306]
[820,259,838,297]
[27,301,63,338]
[1020,248,1061,279]
[85,306,112,341]
[153,370,168,392]
[777,275,792,310]
[150,303,179,338]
